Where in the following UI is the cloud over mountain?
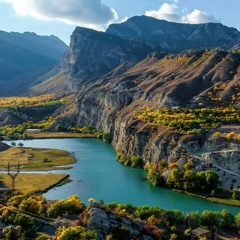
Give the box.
[145,3,218,24]
[1,0,118,28]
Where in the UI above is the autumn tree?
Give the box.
[226,132,235,140]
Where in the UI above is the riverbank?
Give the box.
[3,138,239,214]
[0,145,76,171]
[0,142,76,194]
[173,189,240,207]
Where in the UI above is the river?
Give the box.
[3,138,240,215]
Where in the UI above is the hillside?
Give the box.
[50,16,239,92]
[107,16,240,51]
[1,17,240,192]
[59,49,240,191]
[28,17,240,96]
[0,31,68,96]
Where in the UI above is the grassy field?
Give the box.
[0,145,75,194]
[1,173,69,194]
[0,146,76,171]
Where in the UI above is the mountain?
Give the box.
[2,16,240,191]
[53,16,239,91]
[106,16,240,51]
[0,31,68,96]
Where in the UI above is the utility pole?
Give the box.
[7,161,20,191]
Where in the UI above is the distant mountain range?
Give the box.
[0,31,68,96]
[1,15,240,96]
[59,16,240,89]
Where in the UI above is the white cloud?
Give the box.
[145,3,218,25]
[184,9,218,24]
[0,0,118,29]
[146,3,182,23]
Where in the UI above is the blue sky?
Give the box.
[0,0,239,45]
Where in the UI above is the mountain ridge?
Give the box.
[57,16,240,93]
[0,30,68,96]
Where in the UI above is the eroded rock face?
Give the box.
[62,26,158,90]
[73,50,240,168]
[61,16,240,92]
[83,202,155,240]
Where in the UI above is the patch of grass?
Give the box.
[0,146,76,171]
[206,197,240,206]
[173,189,240,207]
[1,173,69,194]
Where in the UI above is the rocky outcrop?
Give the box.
[83,202,159,240]
[62,26,158,90]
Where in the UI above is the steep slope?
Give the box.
[0,31,68,96]
[61,26,158,88]
[57,16,240,92]
[74,48,240,123]
[67,49,240,184]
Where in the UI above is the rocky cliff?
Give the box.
[28,17,240,190]
[58,16,240,93]
[70,49,240,188]
[61,26,159,90]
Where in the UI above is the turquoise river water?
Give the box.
[3,138,240,215]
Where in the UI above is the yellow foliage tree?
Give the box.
[226,132,235,140]
[212,132,221,138]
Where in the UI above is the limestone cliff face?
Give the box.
[73,49,240,174]
[62,26,157,90]
[60,16,240,92]
[55,18,240,178]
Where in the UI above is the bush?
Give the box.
[56,226,97,240]
[226,132,235,140]
[47,195,85,218]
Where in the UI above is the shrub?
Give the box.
[226,132,235,140]
[212,132,221,138]
[47,195,85,218]
[56,226,96,240]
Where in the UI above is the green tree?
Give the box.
[166,168,183,189]
[56,226,96,240]
[47,195,85,218]
[18,142,24,148]
[183,169,199,192]
[197,170,219,192]
[235,213,240,229]
[13,214,34,229]
[201,210,222,229]
[19,195,45,215]
[3,226,24,240]
[189,211,201,227]
[221,209,235,229]
[232,191,237,200]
